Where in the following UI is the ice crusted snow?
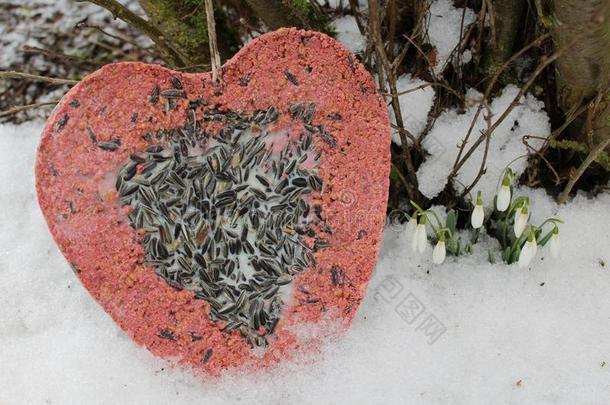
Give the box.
[417,85,551,199]
[426,0,476,74]
[2,114,610,403]
[331,15,366,54]
[388,74,436,144]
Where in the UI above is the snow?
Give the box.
[326,0,368,10]
[331,15,366,54]
[426,0,476,74]
[388,74,436,144]
[416,85,551,199]
[2,114,610,403]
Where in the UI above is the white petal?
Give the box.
[514,212,528,238]
[417,224,428,253]
[549,234,560,258]
[531,238,538,256]
[406,217,417,238]
[496,186,511,212]
[432,241,446,264]
[518,241,536,268]
[471,205,484,229]
[411,225,420,253]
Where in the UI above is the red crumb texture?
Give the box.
[36,28,391,376]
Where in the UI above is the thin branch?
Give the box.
[348,0,367,36]
[403,33,439,83]
[0,71,78,85]
[74,22,158,59]
[380,81,464,101]
[522,135,561,185]
[452,44,565,183]
[0,102,58,118]
[368,0,421,203]
[460,102,493,197]
[446,34,551,184]
[77,0,191,67]
[204,0,221,82]
[22,45,90,65]
[558,136,610,203]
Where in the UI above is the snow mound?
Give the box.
[427,0,476,74]
[417,85,551,199]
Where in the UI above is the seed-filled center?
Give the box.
[116,106,324,347]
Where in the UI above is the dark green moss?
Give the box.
[140,0,240,69]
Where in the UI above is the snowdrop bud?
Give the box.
[518,228,538,268]
[514,205,528,238]
[496,173,511,212]
[549,227,560,258]
[471,191,484,229]
[432,239,446,264]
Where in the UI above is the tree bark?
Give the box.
[482,0,527,82]
[138,0,239,68]
[242,0,330,31]
[553,0,610,149]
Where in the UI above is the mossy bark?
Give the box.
[243,0,331,32]
[482,0,527,82]
[553,0,610,150]
[138,0,239,69]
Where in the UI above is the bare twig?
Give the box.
[77,0,190,67]
[0,101,58,118]
[453,45,566,197]
[0,71,79,85]
[522,135,562,185]
[460,102,493,196]
[446,34,551,184]
[368,0,422,202]
[558,136,610,203]
[22,45,89,64]
[403,33,439,83]
[348,0,367,36]
[204,0,222,82]
[74,22,158,59]
[381,81,464,101]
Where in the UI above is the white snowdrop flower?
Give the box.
[411,216,428,254]
[518,229,538,268]
[432,240,446,264]
[514,205,528,238]
[417,225,428,253]
[496,173,511,212]
[411,223,421,253]
[471,191,484,229]
[549,227,560,258]
[406,214,417,238]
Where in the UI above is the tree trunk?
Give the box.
[482,0,527,82]
[242,0,330,31]
[138,0,239,68]
[553,0,610,150]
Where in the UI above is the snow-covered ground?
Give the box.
[1,120,610,404]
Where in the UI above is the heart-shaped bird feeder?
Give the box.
[36,28,390,375]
